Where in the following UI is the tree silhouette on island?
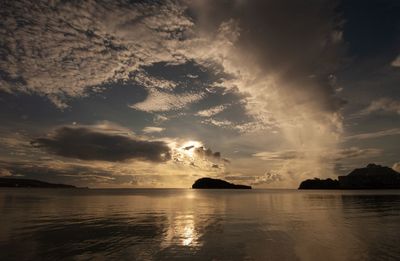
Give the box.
[299,164,400,189]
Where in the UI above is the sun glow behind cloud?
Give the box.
[180,141,203,158]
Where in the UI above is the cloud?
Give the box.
[0,131,31,150]
[0,168,12,177]
[196,105,228,117]
[1,0,345,138]
[225,171,283,186]
[393,162,400,172]
[201,118,233,127]
[250,146,383,187]
[188,0,346,115]
[194,146,222,160]
[31,126,171,162]
[344,128,400,141]
[253,147,382,162]
[169,141,230,171]
[251,172,284,185]
[84,121,135,136]
[185,0,347,184]
[0,160,139,187]
[187,74,199,79]
[0,155,219,187]
[0,0,238,112]
[1,0,346,121]
[129,89,204,112]
[253,150,299,161]
[153,115,169,123]
[391,55,400,67]
[171,0,347,185]
[360,98,400,115]
[142,127,165,134]
[330,147,382,161]
[1,0,193,106]
[200,118,270,133]
[134,71,178,91]
[0,123,233,186]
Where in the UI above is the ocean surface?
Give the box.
[1,189,400,261]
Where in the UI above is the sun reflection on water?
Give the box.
[162,213,201,249]
[181,220,195,246]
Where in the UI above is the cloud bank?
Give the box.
[32,126,171,162]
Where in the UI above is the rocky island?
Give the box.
[0,177,76,188]
[192,177,252,189]
[299,163,400,189]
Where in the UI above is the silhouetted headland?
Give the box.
[298,178,339,189]
[192,177,252,189]
[299,163,400,189]
[0,177,76,188]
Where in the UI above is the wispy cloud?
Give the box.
[391,55,400,67]
[344,128,400,141]
[0,159,139,187]
[201,118,233,127]
[253,147,382,162]
[130,90,204,112]
[393,162,400,172]
[134,71,178,91]
[196,105,228,117]
[0,168,12,177]
[142,127,165,134]
[225,171,283,186]
[358,98,400,116]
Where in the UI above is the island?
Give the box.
[299,163,400,189]
[0,177,76,188]
[192,177,252,189]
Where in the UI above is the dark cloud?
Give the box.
[31,127,171,162]
[194,146,223,160]
[190,0,346,113]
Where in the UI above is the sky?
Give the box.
[0,0,399,188]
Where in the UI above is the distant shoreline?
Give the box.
[0,177,78,188]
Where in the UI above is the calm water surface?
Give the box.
[1,189,400,261]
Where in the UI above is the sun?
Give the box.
[180,140,203,158]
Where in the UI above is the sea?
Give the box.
[1,188,400,261]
